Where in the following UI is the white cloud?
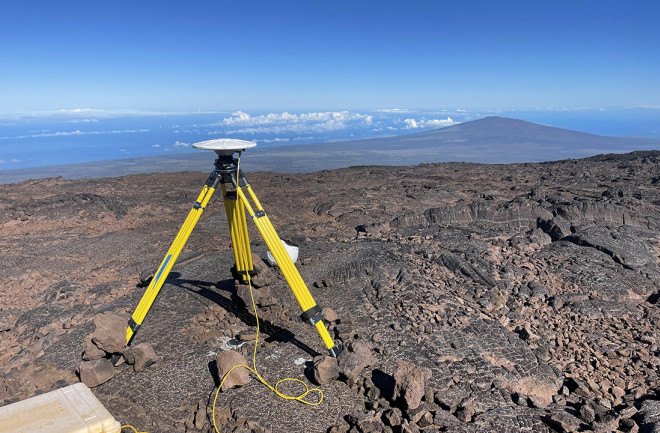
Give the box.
[219,111,373,134]
[0,129,149,140]
[65,118,99,123]
[11,158,21,163]
[260,138,290,143]
[152,144,161,147]
[0,159,5,164]
[404,117,457,129]
[0,108,229,122]
[173,141,190,147]
[627,105,660,109]
[375,108,413,113]
[59,108,104,113]
[404,119,420,129]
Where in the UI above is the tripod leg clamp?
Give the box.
[128,317,141,335]
[301,305,323,325]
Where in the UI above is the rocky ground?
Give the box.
[1,150,659,433]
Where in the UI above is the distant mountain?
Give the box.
[236,116,660,171]
[322,116,660,162]
[1,116,658,183]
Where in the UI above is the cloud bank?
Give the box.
[404,117,457,129]
[0,129,150,140]
[220,111,373,134]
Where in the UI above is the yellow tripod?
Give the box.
[125,139,340,357]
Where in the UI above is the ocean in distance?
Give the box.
[0,107,658,171]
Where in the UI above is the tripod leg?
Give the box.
[125,172,219,346]
[222,185,253,282]
[237,197,254,273]
[223,185,243,281]
[235,184,340,357]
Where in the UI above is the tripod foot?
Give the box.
[328,344,343,358]
[110,353,122,366]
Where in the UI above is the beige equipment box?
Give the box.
[0,383,121,433]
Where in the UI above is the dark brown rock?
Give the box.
[193,400,206,430]
[82,334,105,361]
[123,342,159,372]
[383,408,402,427]
[337,340,375,383]
[312,355,339,385]
[249,254,274,288]
[538,215,572,241]
[0,314,16,332]
[322,307,339,323]
[637,400,660,432]
[92,312,127,354]
[216,350,251,391]
[547,411,581,433]
[78,358,115,387]
[455,398,475,422]
[432,410,461,428]
[579,403,595,423]
[499,364,561,407]
[619,418,639,433]
[392,361,427,410]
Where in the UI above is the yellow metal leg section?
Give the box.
[223,187,253,282]
[233,199,248,280]
[235,185,337,354]
[238,200,253,271]
[126,181,217,345]
[223,189,243,280]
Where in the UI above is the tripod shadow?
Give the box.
[168,275,320,358]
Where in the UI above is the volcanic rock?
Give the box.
[78,358,115,387]
[383,407,402,427]
[337,340,375,383]
[433,409,461,428]
[3,151,660,432]
[123,342,159,372]
[619,418,639,433]
[0,314,16,332]
[498,364,562,407]
[82,334,105,361]
[92,312,127,354]
[637,400,660,432]
[322,307,339,323]
[579,403,596,423]
[312,355,340,385]
[248,253,274,288]
[547,411,582,432]
[564,225,657,270]
[216,350,251,391]
[538,215,572,241]
[564,377,592,398]
[392,361,427,410]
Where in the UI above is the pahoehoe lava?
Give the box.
[0,150,659,432]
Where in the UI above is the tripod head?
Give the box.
[194,138,256,186]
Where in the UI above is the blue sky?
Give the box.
[2,0,659,113]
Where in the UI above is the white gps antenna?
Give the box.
[192,138,257,155]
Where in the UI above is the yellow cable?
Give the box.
[212,213,324,432]
[121,425,147,433]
